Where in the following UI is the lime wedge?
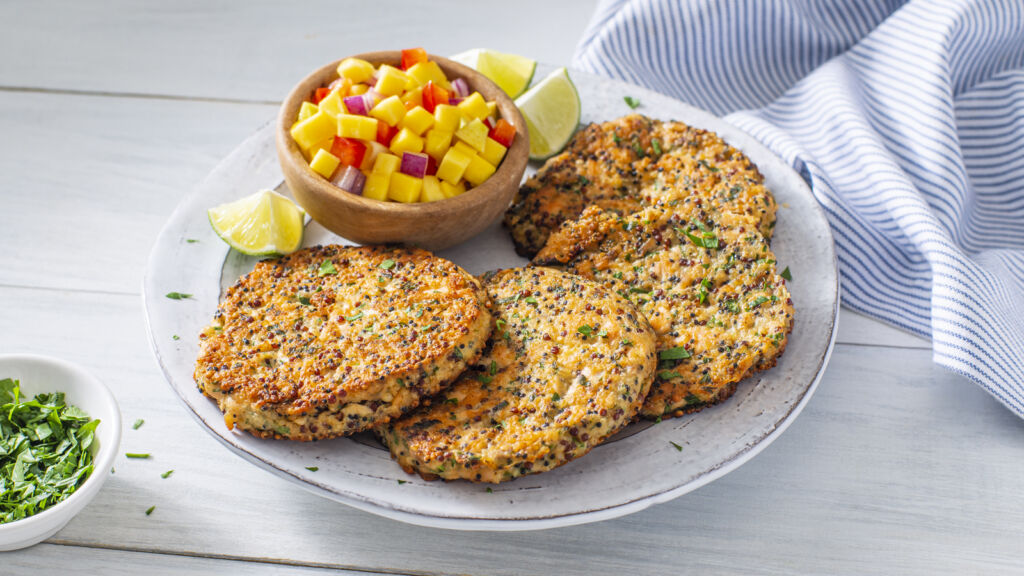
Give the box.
[208,190,305,256]
[450,49,536,99]
[514,67,580,161]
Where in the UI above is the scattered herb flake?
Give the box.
[486,487,494,493]
[397,479,407,485]
[172,335,180,341]
[724,299,741,313]
[161,470,174,479]
[186,238,199,243]
[318,260,338,276]
[345,312,364,322]
[305,466,319,472]
[296,295,312,306]
[651,139,663,156]
[659,346,691,360]
[577,325,594,337]
[145,506,155,516]
[165,292,192,300]
[132,419,144,430]
[379,259,396,270]
[747,296,770,311]
[597,329,608,338]
[781,266,792,281]
[524,296,538,305]
[489,360,498,376]
[657,370,680,380]
[670,441,683,452]
[126,453,150,459]
[552,392,561,402]
[623,96,641,109]
[445,397,458,404]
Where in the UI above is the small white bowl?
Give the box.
[0,354,121,551]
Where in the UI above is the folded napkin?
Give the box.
[573,0,1024,416]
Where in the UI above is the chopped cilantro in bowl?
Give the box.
[0,377,100,525]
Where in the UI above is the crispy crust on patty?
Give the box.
[194,245,492,441]
[380,267,657,483]
[535,204,793,418]
[504,114,776,258]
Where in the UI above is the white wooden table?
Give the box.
[2,2,1022,573]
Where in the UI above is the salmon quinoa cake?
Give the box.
[194,245,492,441]
[380,267,657,483]
[504,114,776,258]
[535,204,793,418]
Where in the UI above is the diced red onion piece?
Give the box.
[366,89,384,103]
[333,165,366,195]
[451,78,470,98]
[400,152,429,178]
[448,97,463,106]
[343,95,371,116]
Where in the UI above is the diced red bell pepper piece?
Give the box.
[313,87,331,104]
[421,81,450,114]
[489,119,516,148]
[482,117,495,130]
[401,47,428,71]
[330,137,367,168]
[376,122,397,146]
[425,155,438,176]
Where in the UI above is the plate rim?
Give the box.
[142,67,840,531]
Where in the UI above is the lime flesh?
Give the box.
[514,67,581,161]
[450,49,536,99]
[207,190,305,256]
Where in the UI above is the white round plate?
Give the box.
[143,66,838,531]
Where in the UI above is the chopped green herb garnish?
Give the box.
[746,296,770,310]
[345,312,364,321]
[397,479,407,485]
[165,292,192,300]
[445,397,458,405]
[551,393,561,402]
[132,419,144,430]
[651,139,663,156]
[145,506,155,516]
[685,393,702,406]
[623,96,641,109]
[670,441,683,452]
[612,133,622,143]
[631,141,645,157]
[659,346,691,360]
[0,378,100,525]
[171,334,180,341]
[577,325,593,337]
[476,374,493,384]
[621,338,633,346]
[453,347,463,359]
[296,296,312,306]
[781,266,792,281]
[318,260,338,276]
[524,296,538,305]
[486,487,494,493]
[489,360,498,376]
[379,259,396,270]
[681,222,719,250]
[305,466,319,472]
[724,299,740,313]
[186,238,199,243]
[612,271,624,280]
[657,370,680,380]
[126,453,150,459]
[697,159,719,172]
[697,278,711,304]
[578,175,591,186]
[597,329,608,338]
[161,470,174,479]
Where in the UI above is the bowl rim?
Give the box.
[275,49,530,217]
[0,353,121,533]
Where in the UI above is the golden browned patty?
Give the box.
[504,114,776,258]
[379,267,657,483]
[535,204,793,418]
[194,245,492,441]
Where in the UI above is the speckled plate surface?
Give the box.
[143,65,839,531]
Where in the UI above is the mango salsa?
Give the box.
[290,48,517,203]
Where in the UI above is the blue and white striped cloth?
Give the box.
[574,0,1024,417]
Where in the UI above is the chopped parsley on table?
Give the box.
[132,418,144,430]
[623,96,641,109]
[0,378,100,525]
[165,292,192,300]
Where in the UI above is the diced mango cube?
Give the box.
[372,153,401,175]
[440,179,466,198]
[308,137,335,160]
[436,147,474,185]
[481,137,508,166]
[337,58,375,83]
[291,111,338,154]
[463,154,496,186]
[401,87,423,108]
[455,118,489,152]
[389,128,424,155]
[457,92,490,120]
[486,101,498,118]
[318,88,345,118]
[375,65,410,97]
[337,114,379,141]
[310,149,341,179]
[389,172,423,203]
[299,101,319,121]
[400,107,435,136]
[451,140,479,160]
[360,141,389,172]
[369,95,407,127]
[434,104,461,133]
[349,83,370,96]
[407,61,451,90]
[363,173,391,201]
[421,175,446,202]
[424,129,453,161]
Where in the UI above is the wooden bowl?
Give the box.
[276,50,529,251]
